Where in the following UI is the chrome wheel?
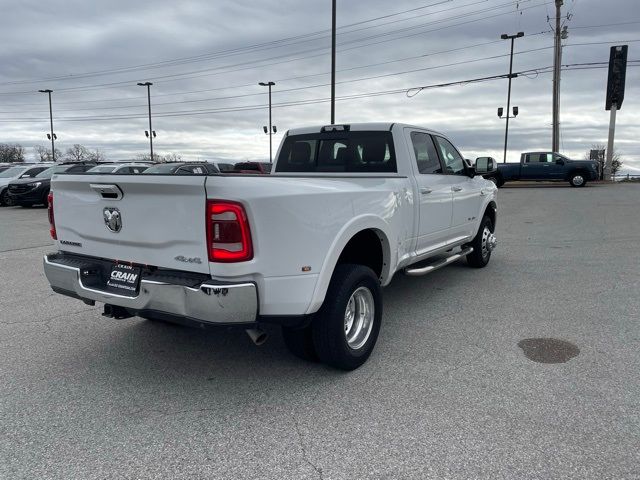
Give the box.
[571,175,584,186]
[344,286,375,350]
[481,227,496,259]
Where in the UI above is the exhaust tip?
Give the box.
[246,328,268,346]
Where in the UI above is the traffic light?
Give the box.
[606,45,628,111]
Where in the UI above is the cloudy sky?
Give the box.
[1,0,639,171]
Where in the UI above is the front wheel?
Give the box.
[312,264,382,370]
[0,190,13,207]
[569,173,586,187]
[466,215,496,268]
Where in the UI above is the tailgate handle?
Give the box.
[89,184,123,200]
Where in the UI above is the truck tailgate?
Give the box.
[51,174,209,274]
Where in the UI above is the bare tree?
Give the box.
[87,149,106,162]
[135,152,181,163]
[584,143,623,177]
[34,145,62,162]
[64,144,89,162]
[0,143,26,162]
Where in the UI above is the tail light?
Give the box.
[206,200,253,262]
[47,192,57,240]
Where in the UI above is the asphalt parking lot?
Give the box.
[1,183,639,479]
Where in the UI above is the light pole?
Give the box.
[259,81,276,163]
[331,0,336,124]
[38,89,56,162]
[137,82,154,160]
[499,31,524,163]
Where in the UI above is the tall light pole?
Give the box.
[331,0,336,124]
[552,0,568,153]
[259,81,276,163]
[137,82,154,160]
[500,31,524,163]
[38,89,56,162]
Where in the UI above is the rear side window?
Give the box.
[276,131,397,173]
[410,132,442,174]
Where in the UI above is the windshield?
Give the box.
[0,166,28,178]
[87,165,117,173]
[143,164,178,174]
[35,166,69,179]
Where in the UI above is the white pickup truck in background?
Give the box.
[44,123,498,370]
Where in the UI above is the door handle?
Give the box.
[420,188,433,195]
[451,186,463,192]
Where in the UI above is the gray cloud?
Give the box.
[1,0,638,170]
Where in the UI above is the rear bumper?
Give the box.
[43,253,258,325]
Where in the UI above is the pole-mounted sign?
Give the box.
[604,45,628,181]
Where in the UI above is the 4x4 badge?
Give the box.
[103,207,122,233]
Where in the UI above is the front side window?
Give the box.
[433,136,466,175]
[410,132,442,174]
[276,131,396,173]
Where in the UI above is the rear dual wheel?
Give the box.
[282,264,382,370]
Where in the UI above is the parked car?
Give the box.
[0,163,53,206]
[86,163,150,174]
[7,162,96,207]
[233,162,272,174]
[143,162,219,175]
[495,152,598,187]
[43,123,498,370]
[213,162,236,172]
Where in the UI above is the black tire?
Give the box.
[0,189,12,207]
[466,215,494,268]
[282,324,318,362]
[569,172,587,187]
[312,264,382,371]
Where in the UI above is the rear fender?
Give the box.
[305,215,392,315]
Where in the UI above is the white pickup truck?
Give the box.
[44,123,498,370]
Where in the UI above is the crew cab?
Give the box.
[43,123,498,370]
[495,152,598,187]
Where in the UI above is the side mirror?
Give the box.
[555,159,564,165]
[475,157,497,174]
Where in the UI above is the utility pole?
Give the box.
[552,0,563,153]
[331,0,336,124]
[500,32,524,163]
[137,82,154,161]
[259,81,276,163]
[38,89,56,162]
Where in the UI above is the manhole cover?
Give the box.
[517,338,580,364]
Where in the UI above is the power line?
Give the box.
[5,36,634,117]
[0,0,546,96]
[2,61,636,124]
[0,0,458,86]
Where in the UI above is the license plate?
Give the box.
[107,263,142,295]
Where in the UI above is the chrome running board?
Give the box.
[404,247,473,277]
